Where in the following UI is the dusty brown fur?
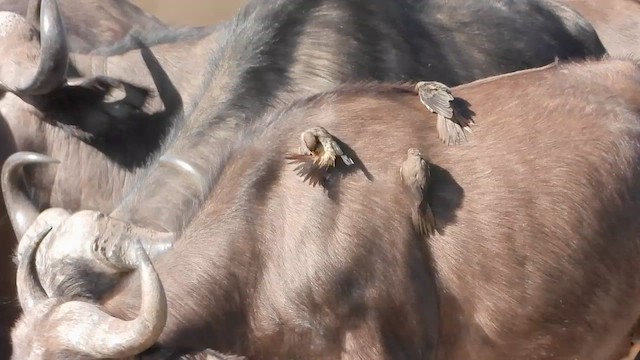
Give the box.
[0,0,606,229]
[0,0,608,249]
[16,58,638,359]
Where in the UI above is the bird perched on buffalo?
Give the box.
[400,147,436,237]
[286,126,354,187]
[415,81,472,145]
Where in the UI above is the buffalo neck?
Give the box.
[109,0,343,231]
[108,0,443,232]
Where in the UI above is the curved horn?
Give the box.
[16,225,51,312]
[16,0,69,94]
[159,154,206,196]
[57,239,167,358]
[1,151,59,240]
[159,155,204,185]
[93,215,175,270]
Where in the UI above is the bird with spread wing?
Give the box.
[286,126,354,187]
[415,81,472,145]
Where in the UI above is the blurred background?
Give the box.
[133,0,247,26]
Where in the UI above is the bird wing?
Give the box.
[412,202,436,237]
[419,88,454,119]
[331,143,355,166]
[401,167,424,204]
[410,179,424,203]
[436,114,468,145]
[401,157,427,199]
[413,161,436,236]
[323,136,355,166]
[419,158,431,187]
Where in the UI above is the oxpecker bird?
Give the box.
[400,147,436,236]
[286,126,354,187]
[415,81,471,145]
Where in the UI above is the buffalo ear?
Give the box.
[27,75,154,139]
[65,75,151,113]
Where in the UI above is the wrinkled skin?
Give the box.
[14,58,640,359]
[558,0,640,58]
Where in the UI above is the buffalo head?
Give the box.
[0,0,67,95]
[11,224,167,360]
[4,151,175,300]
[0,0,160,240]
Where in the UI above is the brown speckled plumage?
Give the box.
[286,126,354,187]
[415,81,473,145]
[400,147,436,237]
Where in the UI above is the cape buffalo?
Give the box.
[0,0,173,356]
[11,57,640,359]
[0,0,607,356]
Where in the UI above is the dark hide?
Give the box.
[558,0,640,58]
